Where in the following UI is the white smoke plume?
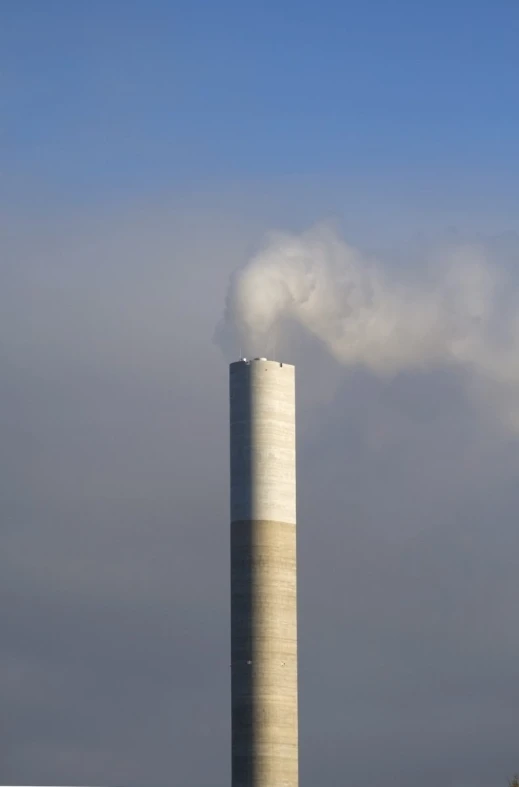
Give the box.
[218,224,519,429]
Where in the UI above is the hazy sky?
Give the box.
[2,3,519,786]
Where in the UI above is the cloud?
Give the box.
[219,223,519,430]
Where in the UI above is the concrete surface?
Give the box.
[230,359,298,787]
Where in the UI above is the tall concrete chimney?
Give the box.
[230,357,298,787]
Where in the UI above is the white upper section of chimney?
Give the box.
[230,358,296,524]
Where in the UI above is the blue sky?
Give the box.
[2,0,518,203]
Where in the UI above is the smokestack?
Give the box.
[230,357,298,787]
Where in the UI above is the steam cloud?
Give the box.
[218,225,519,429]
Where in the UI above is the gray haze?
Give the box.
[2,198,519,787]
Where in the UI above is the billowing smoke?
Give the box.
[218,224,519,429]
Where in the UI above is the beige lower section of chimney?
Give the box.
[231,519,298,787]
